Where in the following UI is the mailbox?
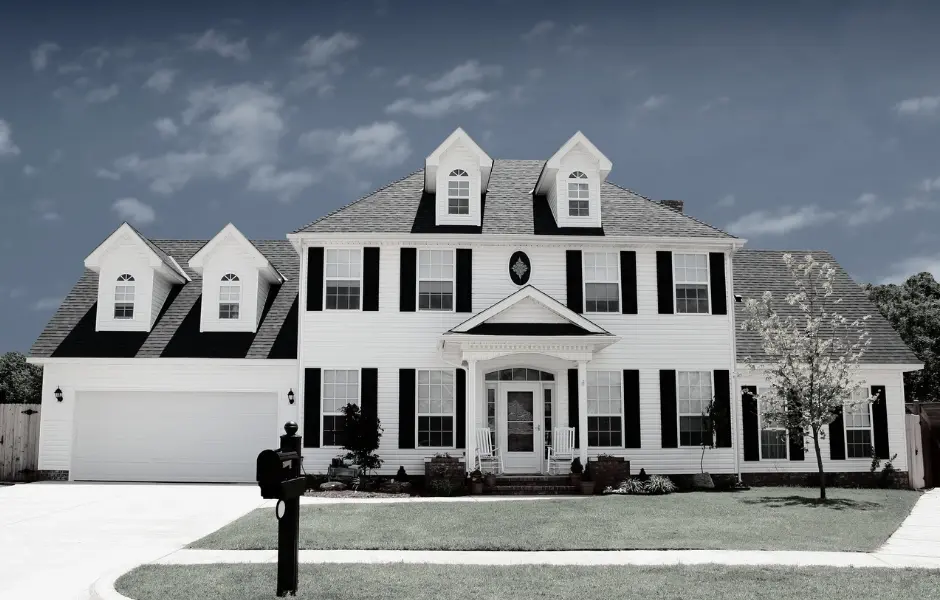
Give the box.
[256,449,300,499]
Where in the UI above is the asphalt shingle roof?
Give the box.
[295,160,735,239]
[733,249,920,365]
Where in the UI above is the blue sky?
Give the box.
[1,0,939,353]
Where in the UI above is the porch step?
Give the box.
[489,474,579,495]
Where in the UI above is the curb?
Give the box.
[90,569,135,600]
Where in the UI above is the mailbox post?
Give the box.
[256,422,305,597]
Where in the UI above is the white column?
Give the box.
[577,359,588,464]
[466,359,477,472]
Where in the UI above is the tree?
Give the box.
[0,351,43,404]
[740,254,873,501]
[341,403,383,474]
[864,272,940,402]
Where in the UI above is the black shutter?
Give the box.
[456,249,472,313]
[568,369,579,448]
[829,406,846,460]
[398,369,416,449]
[742,386,759,461]
[400,248,416,312]
[303,368,321,448]
[456,369,466,448]
[566,250,583,314]
[659,370,677,448]
[306,247,323,311]
[713,370,732,448]
[872,385,890,459]
[363,247,380,311]
[787,392,805,461]
[623,369,641,448]
[709,252,727,315]
[656,251,674,314]
[361,368,378,421]
[620,251,638,314]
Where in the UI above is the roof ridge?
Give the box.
[603,180,737,239]
[291,168,425,234]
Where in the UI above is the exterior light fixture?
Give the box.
[288,389,295,404]
[54,387,63,402]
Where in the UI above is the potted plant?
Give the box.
[580,463,595,495]
[468,469,484,494]
[483,471,497,489]
[570,457,584,486]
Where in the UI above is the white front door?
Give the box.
[500,383,543,473]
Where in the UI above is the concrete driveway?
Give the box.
[0,482,266,600]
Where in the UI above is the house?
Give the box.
[28,129,922,485]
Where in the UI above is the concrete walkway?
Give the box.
[878,487,940,559]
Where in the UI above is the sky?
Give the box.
[1,0,939,353]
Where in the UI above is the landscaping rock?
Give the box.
[319,481,347,491]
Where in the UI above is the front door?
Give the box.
[500,383,542,473]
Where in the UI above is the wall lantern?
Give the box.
[54,387,63,402]
[288,389,295,404]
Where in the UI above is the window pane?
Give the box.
[418,416,454,448]
[761,429,788,459]
[588,416,622,447]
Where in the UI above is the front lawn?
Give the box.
[117,563,940,600]
[191,488,919,552]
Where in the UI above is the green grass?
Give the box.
[191,488,919,552]
[117,563,940,600]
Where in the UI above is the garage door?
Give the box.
[71,391,278,482]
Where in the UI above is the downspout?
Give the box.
[728,249,742,484]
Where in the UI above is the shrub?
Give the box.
[394,466,409,482]
[341,403,383,474]
[570,457,584,474]
[428,479,462,497]
[645,475,677,494]
[604,474,677,495]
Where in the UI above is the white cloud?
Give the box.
[9,286,27,300]
[23,164,38,176]
[700,96,730,112]
[31,297,63,312]
[385,89,495,118]
[85,84,119,104]
[96,167,121,181]
[112,197,156,225]
[846,193,894,227]
[30,41,60,71]
[726,205,837,236]
[300,121,411,169]
[640,95,668,110]
[425,60,502,93]
[247,165,318,202]
[522,20,554,41]
[895,96,940,117]
[716,194,736,208]
[285,71,334,96]
[0,119,20,157]
[296,32,359,67]
[879,254,940,284]
[33,199,61,222]
[903,195,939,211]
[192,29,250,61]
[144,68,177,93]
[919,176,940,192]
[154,117,179,138]
[58,63,83,74]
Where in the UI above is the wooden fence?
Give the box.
[0,403,41,482]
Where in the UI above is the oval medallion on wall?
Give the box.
[509,251,531,285]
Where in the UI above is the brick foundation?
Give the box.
[35,470,69,481]
[424,457,466,496]
[588,457,630,493]
[740,471,910,489]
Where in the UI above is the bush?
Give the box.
[604,474,677,495]
[645,475,677,494]
[341,403,383,473]
[428,479,462,497]
[394,466,409,482]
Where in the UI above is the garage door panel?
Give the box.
[72,391,278,482]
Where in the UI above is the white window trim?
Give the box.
[586,370,624,448]
[113,274,136,320]
[567,171,591,217]
[417,248,456,313]
[416,368,458,449]
[323,248,364,312]
[756,387,789,461]
[581,251,621,315]
[672,252,711,315]
[219,273,241,320]
[447,169,470,216]
[843,397,874,460]
[321,368,361,449]
[676,370,714,448]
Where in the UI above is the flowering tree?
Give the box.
[740,254,873,500]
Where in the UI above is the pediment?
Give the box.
[448,286,610,336]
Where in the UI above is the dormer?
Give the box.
[425,127,493,227]
[84,222,190,332]
[534,131,612,229]
[188,223,284,333]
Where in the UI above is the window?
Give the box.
[113,274,135,319]
[587,371,623,447]
[544,388,553,456]
[485,369,554,382]
[325,249,362,310]
[447,169,470,215]
[758,392,788,460]
[583,252,620,313]
[219,273,241,319]
[487,386,497,449]
[417,370,455,447]
[677,371,712,446]
[674,254,710,314]
[568,171,590,216]
[322,370,359,446]
[418,249,454,311]
[844,389,873,459]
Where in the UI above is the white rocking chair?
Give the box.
[475,427,504,474]
[546,427,576,474]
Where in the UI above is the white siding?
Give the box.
[150,273,173,329]
[95,241,156,332]
[198,238,264,333]
[257,278,271,326]
[435,142,482,227]
[488,297,568,324]
[551,147,602,229]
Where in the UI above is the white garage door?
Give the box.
[72,391,278,482]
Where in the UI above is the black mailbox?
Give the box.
[256,449,300,499]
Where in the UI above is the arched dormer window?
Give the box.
[568,171,590,217]
[219,273,241,319]
[447,169,470,215]
[114,274,136,319]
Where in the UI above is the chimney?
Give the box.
[659,199,684,213]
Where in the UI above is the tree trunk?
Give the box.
[813,426,826,501]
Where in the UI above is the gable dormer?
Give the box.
[188,223,283,333]
[425,127,493,227]
[534,132,612,229]
[84,223,190,332]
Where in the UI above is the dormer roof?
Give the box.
[188,223,284,284]
[424,127,493,193]
[84,222,190,283]
[533,131,612,195]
